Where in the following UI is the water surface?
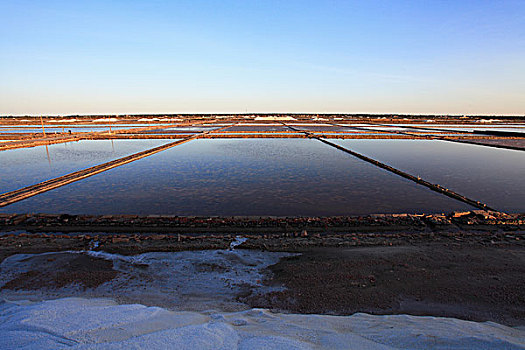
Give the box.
[331,139,525,212]
[1,139,472,215]
[0,139,173,193]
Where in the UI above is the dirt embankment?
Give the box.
[1,225,523,262]
[1,211,524,237]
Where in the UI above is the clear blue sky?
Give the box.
[1,0,524,115]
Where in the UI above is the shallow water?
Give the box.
[0,139,174,193]
[0,139,472,215]
[330,139,525,212]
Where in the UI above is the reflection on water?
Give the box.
[0,139,173,193]
[0,139,472,215]
[331,139,525,212]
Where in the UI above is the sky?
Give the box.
[1,0,524,115]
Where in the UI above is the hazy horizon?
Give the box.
[2,112,524,118]
[1,1,524,116]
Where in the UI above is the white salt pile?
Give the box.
[0,297,523,349]
[92,118,118,122]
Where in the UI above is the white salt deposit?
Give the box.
[92,118,118,122]
[229,236,248,249]
[0,250,293,311]
[137,118,160,122]
[0,298,523,349]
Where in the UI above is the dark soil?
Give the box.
[246,244,525,326]
[1,253,117,290]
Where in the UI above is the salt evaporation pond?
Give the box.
[0,139,173,193]
[331,139,525,212]
[0,139,472,215]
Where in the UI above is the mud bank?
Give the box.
[247,244,525,326]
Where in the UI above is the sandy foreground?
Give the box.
[0,233,524,349]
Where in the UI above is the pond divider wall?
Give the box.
[282,123,498,212]
[0,124,236,207]
[0,120,220,151]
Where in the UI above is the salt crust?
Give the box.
[0,250,292,311]
[0,297,524,350]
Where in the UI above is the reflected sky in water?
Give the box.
[1,139,472,216]
[331,139,525,212]
[0,139,173,193]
